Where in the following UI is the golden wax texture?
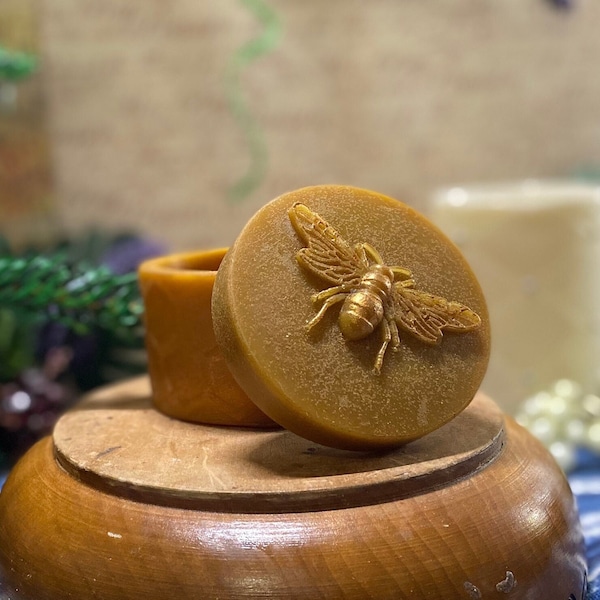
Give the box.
[213,185,491,449]
[138,249,275,427]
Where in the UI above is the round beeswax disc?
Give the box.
[212,185,491,450]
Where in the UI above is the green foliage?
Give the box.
[0,45,37,81]
[0,229,148,382]
[0,253,144,341]
[0,308,35,381]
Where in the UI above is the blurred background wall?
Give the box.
[2,0,600,466]
[22,0,600,250]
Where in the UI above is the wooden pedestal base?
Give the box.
[0,377,587,599]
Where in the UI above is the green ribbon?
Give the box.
[225,0,281,203]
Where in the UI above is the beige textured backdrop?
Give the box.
[39,1,600,250]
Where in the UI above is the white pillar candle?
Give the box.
[430,180,600,414]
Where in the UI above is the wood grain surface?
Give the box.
[53,377,503,512]
[0,379,586,599]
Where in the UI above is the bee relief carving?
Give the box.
[288,203,482,374]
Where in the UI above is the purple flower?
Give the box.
[101,237,166,275]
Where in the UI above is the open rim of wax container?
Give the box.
[433,179,600,211]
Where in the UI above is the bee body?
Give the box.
[339,265,393,341]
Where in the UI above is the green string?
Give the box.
[0,45,37,81]
[225,0,281,203]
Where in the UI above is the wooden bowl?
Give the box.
[138,249,275,427]
[0,378,586,599]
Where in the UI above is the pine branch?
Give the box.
[0,254,144,341]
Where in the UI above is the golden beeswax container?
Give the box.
[138,249,275,427]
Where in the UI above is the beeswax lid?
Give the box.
[212,185,490,450]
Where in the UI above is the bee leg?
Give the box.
[353,244,371,269]
[306,293,347,331]
[373,319,392,375]
[396,277,416,289]
[311,285,347,304]
[390,266,414,283]
[389,315,401,352]
[360,242,384,265]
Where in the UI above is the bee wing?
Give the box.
[393,285,481,345]
[288,202,366,286]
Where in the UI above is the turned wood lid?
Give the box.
[53,377,504,513]
[212,185,491,450]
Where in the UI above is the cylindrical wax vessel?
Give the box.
[139,249,275,427]
[431,180,600,413]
